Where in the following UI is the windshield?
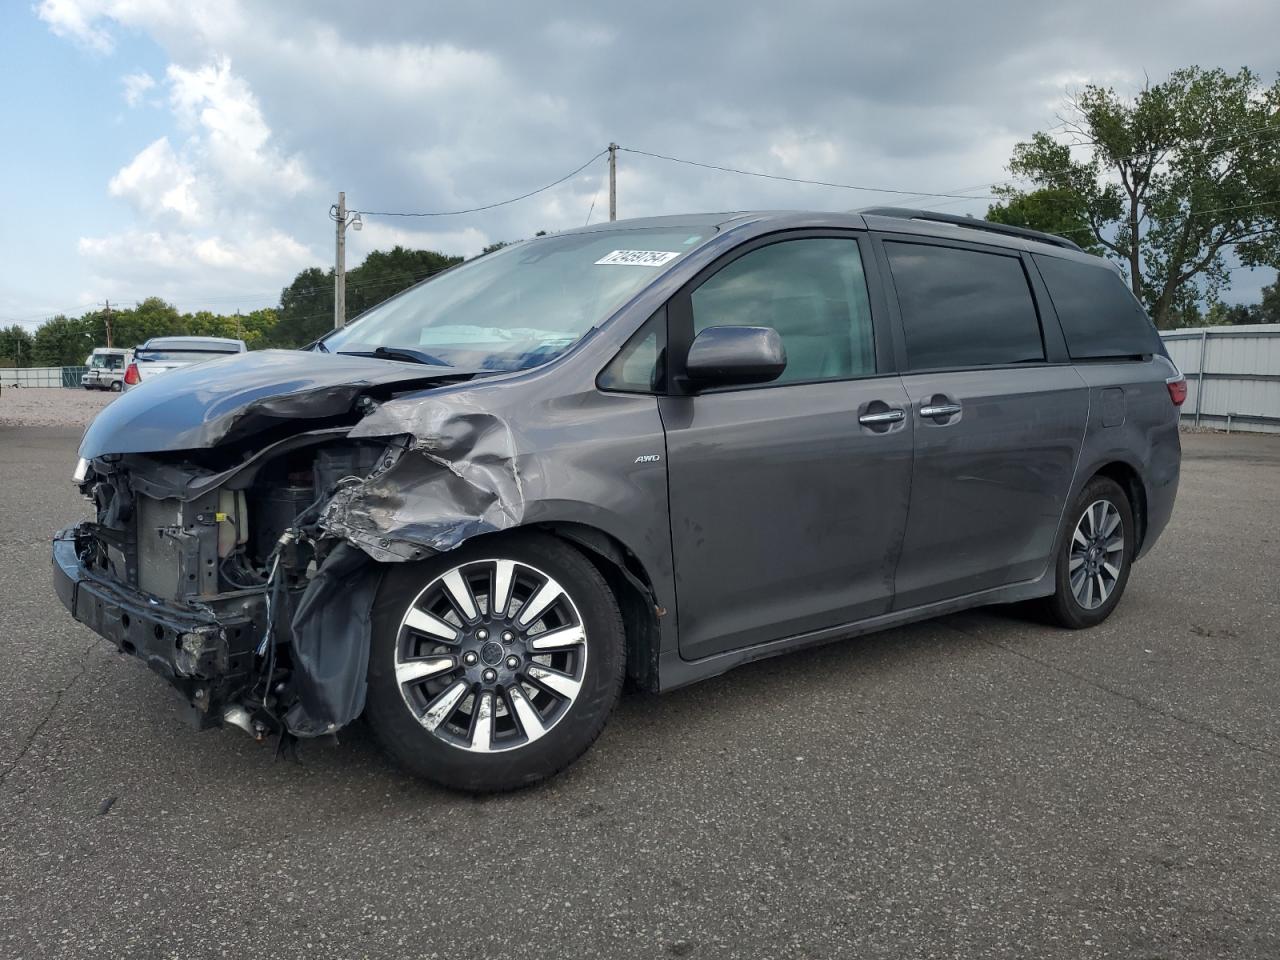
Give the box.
[323,226,713,371]
[88,354,123,369]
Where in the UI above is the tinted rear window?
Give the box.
[136,350,233,363]
[1033,254,1159,360]
[144,338,241,352]
[885,242,1044,370]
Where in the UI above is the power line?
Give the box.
[617,146,1001,201]
[356,149,608,218]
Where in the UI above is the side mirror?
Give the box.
[684,326,787,388]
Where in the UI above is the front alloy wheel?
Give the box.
[394,558,588,753]
[365,532,625,792]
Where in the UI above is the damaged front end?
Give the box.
[55,430,407,738]
[52,347,539,740]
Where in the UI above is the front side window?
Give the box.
[690,238,875,384]
[323,226,715,373]
[885,242,1045,371]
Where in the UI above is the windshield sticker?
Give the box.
[595,250,681,266]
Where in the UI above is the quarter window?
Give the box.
[885,242,1045,370]
[1033,254,1160,360]
[690,239,875,384]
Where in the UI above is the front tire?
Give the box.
[1041,476,1135,629]
[365,532,625,792]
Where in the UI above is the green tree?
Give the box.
[346,245,461,318]
[1259,275,1280,323]
[993,66,1280,327]
[987,187,1104,255]
[33,315,93,366]
[0,324,35,367]
[237,308,279,347]
[267,266,334,348]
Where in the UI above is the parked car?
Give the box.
[81,347,133,391]
[53,209,1183,791]
[122,335,247,391]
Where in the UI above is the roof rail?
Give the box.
[857,206,1083,252]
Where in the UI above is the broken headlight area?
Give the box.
[66,432,407,739]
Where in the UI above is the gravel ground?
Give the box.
[1,426,1278,959]
[0,388,115,429]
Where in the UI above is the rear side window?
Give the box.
[1033,254,1160,360]
[884,242,1045,371]
[690,238,875,384]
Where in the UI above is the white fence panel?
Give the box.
[1160,325,1280,434]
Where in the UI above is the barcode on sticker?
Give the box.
[595,250,681,266]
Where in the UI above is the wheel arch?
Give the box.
[1089,459,1148,555]
[540,522,663,693]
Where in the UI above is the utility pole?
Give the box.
[103,299,113,348]
[334,191,347,330]
[331,192,362,329]
[608,143,618,221]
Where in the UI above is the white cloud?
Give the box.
[108,137,202,224]
[77,227,315,296]
[166,57,312,199]
[35,0,115,53]
[121,71,156,107]
[348,222,491,261]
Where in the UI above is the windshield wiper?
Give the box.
[337,346,451,367]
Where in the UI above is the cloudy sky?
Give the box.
[3,0,1278,328]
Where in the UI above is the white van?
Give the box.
[81,347,133,391]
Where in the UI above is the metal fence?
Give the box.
[1160,324,1280,434]
[0,366,88,388]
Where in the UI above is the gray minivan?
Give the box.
[53,208,1183,791]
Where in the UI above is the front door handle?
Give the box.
[919,402,962,419]
[858,408,906,426]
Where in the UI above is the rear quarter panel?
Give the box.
[1071,359,1181,558]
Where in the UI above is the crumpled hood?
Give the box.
[79,349,466,458]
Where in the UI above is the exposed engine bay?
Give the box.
[68,431,408,739]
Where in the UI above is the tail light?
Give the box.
[123,363,140,386]
[1166,374,1187,406]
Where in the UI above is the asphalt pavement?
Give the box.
[1,425,1277,959]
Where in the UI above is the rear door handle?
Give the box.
[919,403,962,419]
[858,408,906,426]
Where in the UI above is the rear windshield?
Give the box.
[143,338,241,352]
[136,349,236,363]
[1033,254,1161,360]
[323,226,715,372]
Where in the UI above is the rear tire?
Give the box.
[109,381,123,392]
[1041,476,1135,629]
[365,532,625,792]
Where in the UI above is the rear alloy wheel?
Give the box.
[365,533,625,791]
[1041,475,1135,628]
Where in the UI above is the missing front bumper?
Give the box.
[52,527,266,728]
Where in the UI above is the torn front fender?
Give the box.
[321,396,528,562]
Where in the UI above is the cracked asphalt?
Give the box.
[1,424,1278,959]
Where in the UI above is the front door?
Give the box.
[659,234,914,661]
